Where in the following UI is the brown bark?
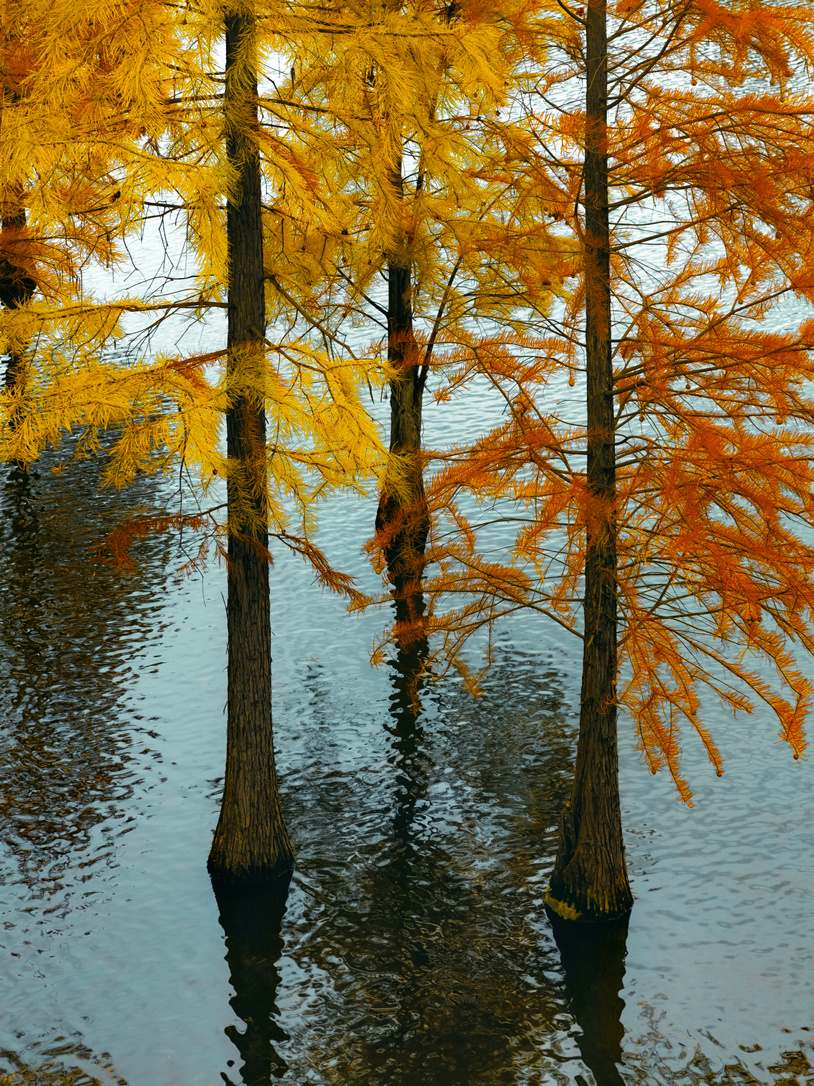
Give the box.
[0,91,37,358]
[208,8,294,884]
[1,203,36,404]
[545,0,633,922]
[375,252,430,643]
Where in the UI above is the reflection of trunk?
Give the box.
[551,911,629,1086]
[213,880,290,1084]
[546,0,632,922]
[375,174,430,645]
[208,9,294,884]
[387,635,429,842]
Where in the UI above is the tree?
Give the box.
[0,0,386,883]
[539,0,633,921]
[417,0,814,919]
[264,0,575,662]
[207,4,296,882]
[10,0,814,913]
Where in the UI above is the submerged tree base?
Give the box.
[545,801,633,923]
[207,853,294,889]
[207,774,295,887]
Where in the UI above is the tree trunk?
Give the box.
[208,8,294,884]
[375,252,430,644]
[1,201,37,445]
[545,0,633,922]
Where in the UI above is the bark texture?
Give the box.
[375,255,430,641]
[1,203,36,404]
[208,8,294,884]
[545,0,633,922]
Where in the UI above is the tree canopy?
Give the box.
[408,0,814,802]
[3,0,814,903]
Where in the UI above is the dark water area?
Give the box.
[0,446,813,1086]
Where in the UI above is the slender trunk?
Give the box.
[375,166,430,644]
[0,92,36,391]
[545,0,633,922]
[1,202,36,447]
[208,8,294,884]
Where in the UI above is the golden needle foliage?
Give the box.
[0,0,388,577]
[4,0,814,800]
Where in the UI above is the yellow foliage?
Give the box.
[5,0,814,804]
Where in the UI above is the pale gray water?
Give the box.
[0,406,811,1085]
[1,163,813,1085]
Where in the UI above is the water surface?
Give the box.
[0,428,812,1086]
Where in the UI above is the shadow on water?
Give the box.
[213,881,291,1086]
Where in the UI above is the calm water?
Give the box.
[0,411,812,1085]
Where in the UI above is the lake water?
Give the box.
[1,167,814,1086]
[1,364,812,1084]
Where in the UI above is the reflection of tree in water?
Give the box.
[0,449,172,914]
[279,632,633,1085]
[214,881,291,1086]
[0,1042,127,1085]
[550,913,629,1086]
[334,641,575,1086]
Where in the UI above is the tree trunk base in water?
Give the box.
[207,851,294,889]
[545,802,633,923]
[544,890,631,924]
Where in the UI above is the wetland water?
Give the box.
[1,232,813,1084]
[0,414,812,1086]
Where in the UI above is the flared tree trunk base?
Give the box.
[545,800,633,923]
[207,850,294,889]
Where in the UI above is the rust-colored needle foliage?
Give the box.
[418,0,814,829]
[5,0,814,906]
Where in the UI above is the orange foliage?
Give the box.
[5,0,814,806]
[397,0,814,798]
